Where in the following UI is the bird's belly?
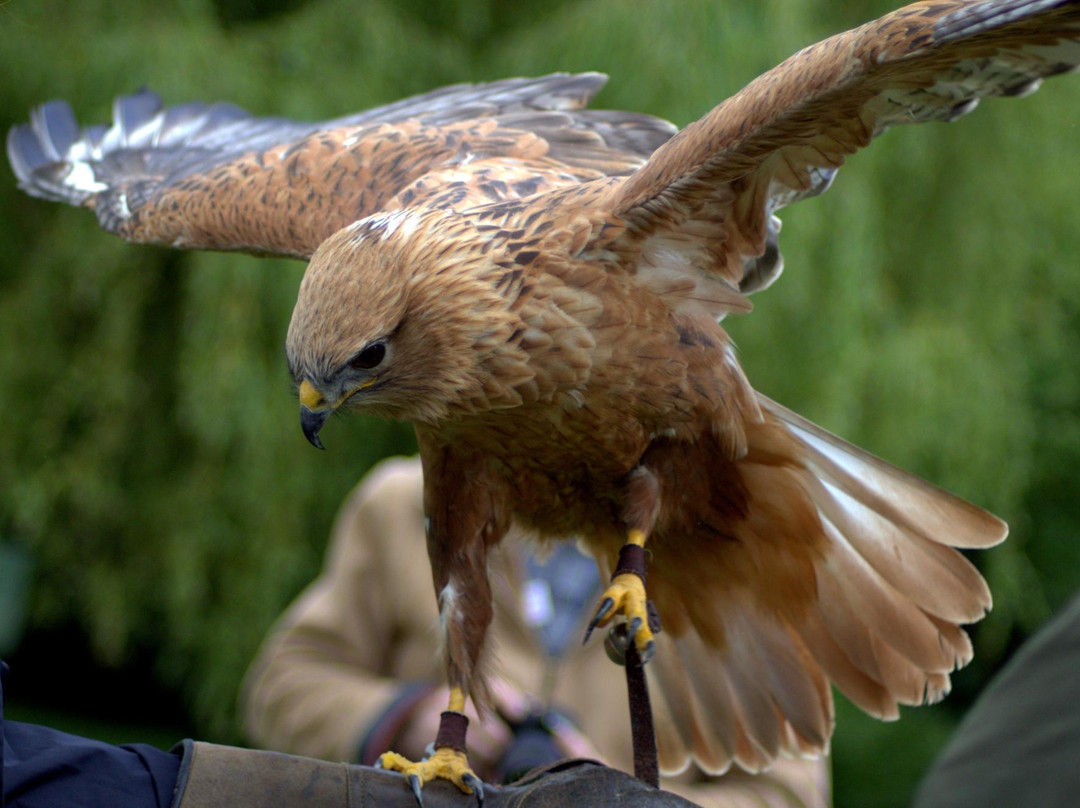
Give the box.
[483,420,649,544]
[504,463,629,544]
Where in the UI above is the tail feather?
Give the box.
[653,618,832,775]
[809,472,992,623]
[873,633,950,706]
[795,610,900,720]
[927,614,974,666]
[761,395,1008,549]
[645,393,1005,775]
[647,637,696,774]
[721,626,785,767]
[727,611,832,755]
[675,632,742,772]
[820,520,960,673]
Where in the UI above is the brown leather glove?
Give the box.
[173,741,703,808]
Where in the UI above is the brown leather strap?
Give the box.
[612,541,659,786]
[613,543,647,582]
[434,710,469,752]
[624,642,659,787]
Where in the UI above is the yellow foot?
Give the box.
[585,571,655,662]
[378,747,484,806]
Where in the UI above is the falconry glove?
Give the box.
[171,741,702,808]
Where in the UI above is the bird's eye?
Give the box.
[349,342,386,370]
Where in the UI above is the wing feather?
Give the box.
[607,0,1080,294]
[7,74,675,258]
[809,474,994,624]
[646,636,696,774]
[796,610,900,720]
[674,632,742,772]
[760,395,1008,551]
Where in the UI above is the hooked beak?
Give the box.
[300,405,331,450]
[298,380,332,450]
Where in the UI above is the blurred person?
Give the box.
[242,456,830,807]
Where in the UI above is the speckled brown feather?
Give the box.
[116,119,658,257]
[8,73,676,258]
[11,0,1080,780]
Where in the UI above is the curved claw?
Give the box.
[378,747,482,803]
[583,596,616,644]
[408,773,424,807]
[462,772,486,807]
[627,616,653,662]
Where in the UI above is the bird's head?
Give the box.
[286,209,529,448]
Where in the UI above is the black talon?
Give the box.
[592,596,615,626]
[583,597,615,644]
[626,615,656,663]
[647,600,662,634]
[463,772,486,807]
[408,773,425,808]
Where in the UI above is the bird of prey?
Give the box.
[10,0,1080,802]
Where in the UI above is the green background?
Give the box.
[1,1,1079,805]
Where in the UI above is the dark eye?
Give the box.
[349,342,386,370]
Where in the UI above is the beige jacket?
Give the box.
[242,456,829,807]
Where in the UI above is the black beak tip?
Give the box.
[300,406,331,450]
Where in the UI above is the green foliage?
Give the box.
[1,1,1079,805]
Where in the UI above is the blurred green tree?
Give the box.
[1,1,1078,806]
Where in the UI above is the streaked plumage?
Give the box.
[9,0,1080,789]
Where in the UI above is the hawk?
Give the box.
[9,0,1080,802]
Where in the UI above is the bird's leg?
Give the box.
[585,466,661,662]
[379,439,503,806]
[585,530,656,661]
[377,575,489,807]
[378,686,485,806]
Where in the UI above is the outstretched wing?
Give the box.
[7,73,675,259]
[605,0,1080,299]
